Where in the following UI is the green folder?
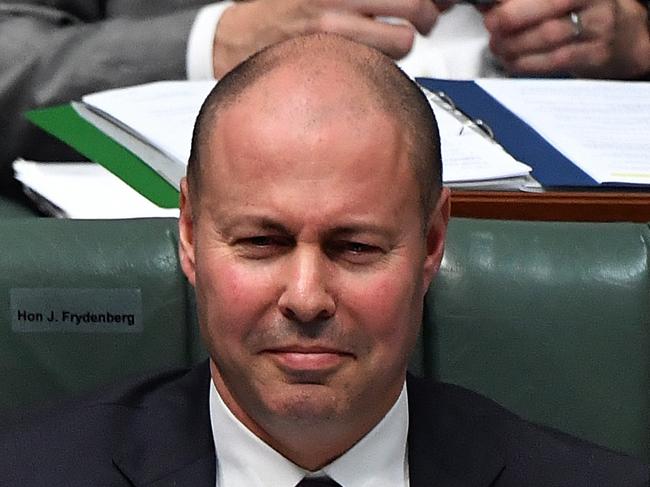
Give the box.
[26,104,180,208]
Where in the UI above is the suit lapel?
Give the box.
[110,367,505,486]
[407,375,505,487]
[112,361,216,487]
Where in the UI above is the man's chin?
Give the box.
[263,383,346,422]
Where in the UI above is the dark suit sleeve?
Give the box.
[0,1,202,187]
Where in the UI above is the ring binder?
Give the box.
[473,119,495,140]
[420,85,496,141]
[26,79,533,197]
[418,77,650,188]
[414,82,533,188]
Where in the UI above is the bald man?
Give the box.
[1,34,648,487]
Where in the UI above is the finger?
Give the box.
[435,1,456,13]
[490,2,615,62]
[317,10,416,58]
[484,0,580,34]
[489,16,578,60]
[500,39,611,75]
[350,0,440,35]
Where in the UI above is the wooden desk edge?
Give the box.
[450,190,650,222]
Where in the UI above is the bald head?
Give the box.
[187,33,441,222]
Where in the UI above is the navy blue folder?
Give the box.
[417,78,636,189]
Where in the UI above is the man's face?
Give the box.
[179,72,448,461]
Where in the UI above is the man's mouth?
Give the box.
[263,346,353,373]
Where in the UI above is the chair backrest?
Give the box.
[423,218,650,462]
[0,218,205,413]
[1,217,648,461]
[0,195,40,218]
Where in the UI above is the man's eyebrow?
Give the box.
[217,217,394,238]
[218,216,291,234]
[326,224,393,238]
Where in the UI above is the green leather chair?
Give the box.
[0,195,40,218]
[423,218,650,463]
[1,217,648,462]
[0,218,205,414]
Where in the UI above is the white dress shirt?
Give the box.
[209,380,410,487]
[186,3,503,81]
[186,2,234,80]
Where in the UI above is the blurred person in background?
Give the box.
[1,0,647,204]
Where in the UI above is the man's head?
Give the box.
[187,33,443,226]
[179,34,450,470]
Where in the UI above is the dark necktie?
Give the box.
[295,477,342,487]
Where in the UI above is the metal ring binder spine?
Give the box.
[420,85,497,141]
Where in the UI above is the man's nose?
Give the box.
[278,247,335,323]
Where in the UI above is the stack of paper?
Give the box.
[27,77,648,215]
[13,159,179,219]
[26,79,533,211]
[80,80,532,188]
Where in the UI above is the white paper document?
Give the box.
[80,80,532,187]
[13,160,179,219]
[477,79,650,185]
[82,80,217,166]
[426,94,532,183]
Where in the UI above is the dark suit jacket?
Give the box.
[0,0,219,196]
[1,361,648,486]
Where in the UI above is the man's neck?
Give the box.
[209,376,410,486]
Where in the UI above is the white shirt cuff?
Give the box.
[186,2,234,80]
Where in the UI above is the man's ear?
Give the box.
[179,177,197,287]
[422,187,450,290]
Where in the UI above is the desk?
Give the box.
[450,190,650,222]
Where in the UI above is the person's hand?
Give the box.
[483,0,650,79]
[212,0,441,78]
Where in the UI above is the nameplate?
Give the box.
[10,288,142,333]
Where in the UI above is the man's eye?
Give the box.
[330,241,384,264]
[246,236,275,247]
[239,235,291,247]
[235,236,290,258]
[343,242,376,254]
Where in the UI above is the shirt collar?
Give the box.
[209,380,409,487]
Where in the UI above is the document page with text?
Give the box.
[477,79,650,185]
[427,94,532,184]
